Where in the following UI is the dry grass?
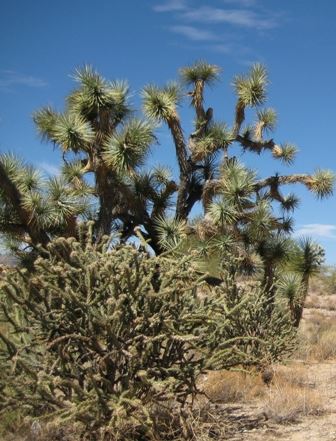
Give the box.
[305,293,336,311]
[311,327,336,360]
[262,363,324,423]
[263,381,323,423]
[273,364,311,388]
[200,364,316,402]
[200,363,324,426]
[297,312,336,361]
[199,370,265,403]
[2,419,84,441]
[304,293,320,309]
[187,402,227,441]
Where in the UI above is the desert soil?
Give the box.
[215,360,336,441]
[214,296,336,441]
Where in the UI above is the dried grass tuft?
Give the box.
[200,370,264,404]
[263,382,323,423]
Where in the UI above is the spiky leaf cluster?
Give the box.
[234,63,268,107]
[0,154,91,248]
[103,119,155,173]
[180,60,221,85]
[142,82,182,122]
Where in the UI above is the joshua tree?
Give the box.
[0,62,334,273]
[290,238,325,326]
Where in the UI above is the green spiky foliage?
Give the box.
[0,231,294,440]
[286,238,325,326]
[0,154,90,252]
[0,61,334,283]
[276,272,303,323]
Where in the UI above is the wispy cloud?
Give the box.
[38,162,60,176]
[182,7,277,30]
[169,25,218,41]
[153,0,282,54]
[206,43,233,54]
[153,0,187,12]
[295,224,336,239]
[222,0,257,6]
[0,70,47,91]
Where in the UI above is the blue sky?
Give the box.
[1,0,336,262]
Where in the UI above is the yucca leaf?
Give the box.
[220,159,256,206]
[272,144,298,165]
[307,169,335,199]
[180,60,221,85]
[142,83,182,122]
[33,107,59,141]
[208,199,238,226]
[103,119,155,173]
[254,108,277,139]
[277,273,303,305]
[281,194,300,212]
[52,113,95,152]
[290,237,325,274]
[68,66,131,123]
[192,123,233,160]
[233,63,268,107]
[154,216,187,250]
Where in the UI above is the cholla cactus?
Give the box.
[0,230,295,440]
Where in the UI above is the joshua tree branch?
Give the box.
[167,114,192,220]
[236,135,275,153]
[0,162,49,247]
[233,100,245,137]
[202,173,313,208]
[255,174,312,190]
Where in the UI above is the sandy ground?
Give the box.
[215,360,336,441]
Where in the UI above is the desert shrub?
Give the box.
[0,233,296,440]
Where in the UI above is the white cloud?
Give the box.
[153,0,187,12]
[206,43,233,53]
[222,0,257,6]
[153,0,281,54]
[169,25,218,41]
[182,7,277,30]
[38,162,60,176]
[0,70,47,91]
[295,224,336,239]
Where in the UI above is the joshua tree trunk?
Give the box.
[292,273,310,328]
[95,166,116,243]
[167,115,192,221]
